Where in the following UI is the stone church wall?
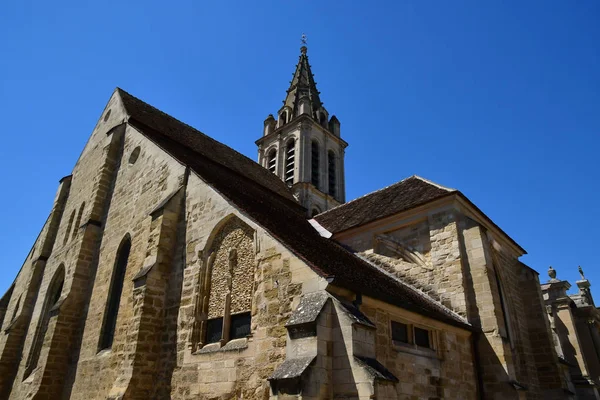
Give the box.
[66,123,187,400]
[333,203,567,399]
[165,172,325,399]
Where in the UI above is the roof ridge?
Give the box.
[318,175,419,216]
[355,253,469,325]
[116,88,275,180]
[412,175,456,192]
[115,87,301,208]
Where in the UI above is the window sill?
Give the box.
[96,348,112,358]
[194,337,249,355]
[392,340,439,360]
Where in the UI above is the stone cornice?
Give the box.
[255,114,347,148]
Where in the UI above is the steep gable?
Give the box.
[117,88,297,204]
[116,90,469,329]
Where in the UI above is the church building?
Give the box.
[0,44,590,399]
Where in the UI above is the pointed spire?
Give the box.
[278,38,328,126]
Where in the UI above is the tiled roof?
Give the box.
[118,88,297,204]
[315,176,455,233]
[117,89,471,330]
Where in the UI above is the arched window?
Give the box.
[311,141,320,187]
[279,110,288,127]
[191,216,255,351]
[63,210,75,245]
[267,149,277,174]
[72,202,85,240]
[311,208,321,218]
[285,139,295,186]
[10,294,22,322]
[99,236,131,350]
[24,265,64,378]
[494,265,515,349]
[328,151,336,196]
[319,113,328,127]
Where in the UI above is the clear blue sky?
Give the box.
[0,1,598,298]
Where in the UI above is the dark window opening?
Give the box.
[229,312,251,340]
[328,151,336,196]
[391,321,409,343]
[494,266,514,347]
[414,327,430,348]
[311,208,320,218]
[206,317,223,343]
[280,111,288,126]
[99,237,131,350]
[11,295,22,322]
[63,210,75,245]
[311,141,320,187]
[24,266,65,378]
[72,202,85,240]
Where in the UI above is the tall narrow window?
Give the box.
[72,202,85,240]
[279,110,288,127]
[24,266,64,378]
[99,236,131,350]
[10,295,22,322]
[285,139,295,186]
[63,210,75,245]
[311,141,320,187]
[267,149,277,174]
[328,151,336,196]
[494,266,514,348]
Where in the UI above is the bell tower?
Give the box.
[256,40,347,216]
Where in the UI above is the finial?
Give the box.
[300,33,307,54]
[548,266,557,281]
[579,266,585,280]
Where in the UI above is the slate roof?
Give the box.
[315,176,455,233]
[118,89,297,203]
[354,356,399,382]
[315,175,527,255]
[286,292,330,327]
[269,356,315,380]
[116,88,471,330]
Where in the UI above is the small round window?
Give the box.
[104,109,112,122]
[129,147,140,165]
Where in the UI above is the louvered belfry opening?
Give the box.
[328,151,336,196]
[285,139,295,186]
[267,149,277,174]
[311,141,320,187]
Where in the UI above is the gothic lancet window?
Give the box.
[279,110,288,127]
[99,236,131,351]
[285,139,295,186]
[328,150,336,196]
[311,141,320,187]
[267,149,277,174]
[192,217,255,352]
[72,202,85,240]
[63,210,76,245]
[10,295,22,322]
[24,265,64,378]
[494,265,515,349]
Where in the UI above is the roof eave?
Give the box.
[454,192,527,256]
